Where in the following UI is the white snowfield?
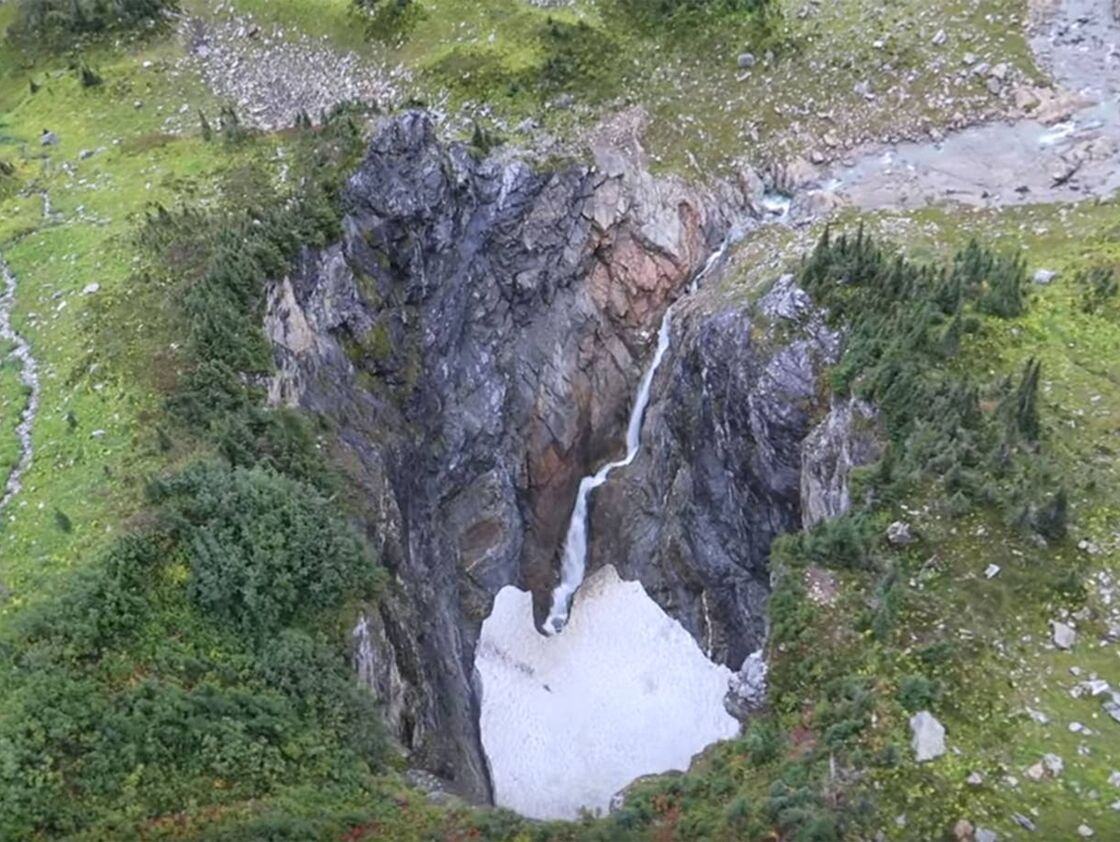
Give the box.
[476,565,741,820]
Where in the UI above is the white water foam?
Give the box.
[477,565,740,820]
[543,233,735,633]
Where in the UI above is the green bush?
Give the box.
[150,462,379,636]
[896,673,942,712]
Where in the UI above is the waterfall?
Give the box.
[543,236,734,634]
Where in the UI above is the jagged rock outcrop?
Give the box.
[588,274,842,670]
[800,394,882,529]
[265,111,728,802]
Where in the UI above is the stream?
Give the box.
[828,0,1120,210]
[0,257,40,514]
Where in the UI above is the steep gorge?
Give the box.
[266,111,744,803]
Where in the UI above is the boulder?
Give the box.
[725,650,768,718]
[1052,620,1076,650]
[910,710,946,761]
[887,520,915,545]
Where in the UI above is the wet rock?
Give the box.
[1052,620,1077,650]
[590,274,842,667]
[910,710,946,761]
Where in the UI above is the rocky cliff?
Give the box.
[588,276,843,671]
[266,111,731,801]
[265,112,870,803]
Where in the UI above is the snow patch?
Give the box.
[476,565,740,820]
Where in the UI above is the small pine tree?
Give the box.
[1013,358,1042,442]
[66,410,78,431]
[1034,487,1068,541]
[78,63,103,88]
[54,508,73,533]
[199,111,212,142]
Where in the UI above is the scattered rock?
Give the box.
[1104,694,1120,724]
[1109,770,1120,787]
[954,819,974,840]
[90,430,106,439]
[737,52,756,69]
[79,149,94,160]
[932,29,948,47]
[1069,721,1086,733]
[984,563,1001,579]
[853,79,874,99]
[1052,621,1077,650]
[1025,762,1045,782]
[82,283,100,295]
[910,711,946,761]
[887,521,915,545]
[1012,813,1037,832]
[966,771,985,786]
[976,829,998,842]
[40,130,59,146]
[1042,753,1064,776]
[1033,269,1058,285]
[1078,825,1094,837]
[986,77,1003,96]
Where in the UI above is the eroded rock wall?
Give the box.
[265,111,727,801]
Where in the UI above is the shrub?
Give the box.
[150,462,378,636]
[896,673,942,712]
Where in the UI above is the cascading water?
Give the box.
[543,235,735,634]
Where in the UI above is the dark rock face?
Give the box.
[266,111,862,805]
[265,112,726,802]
[588,276,842,671]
